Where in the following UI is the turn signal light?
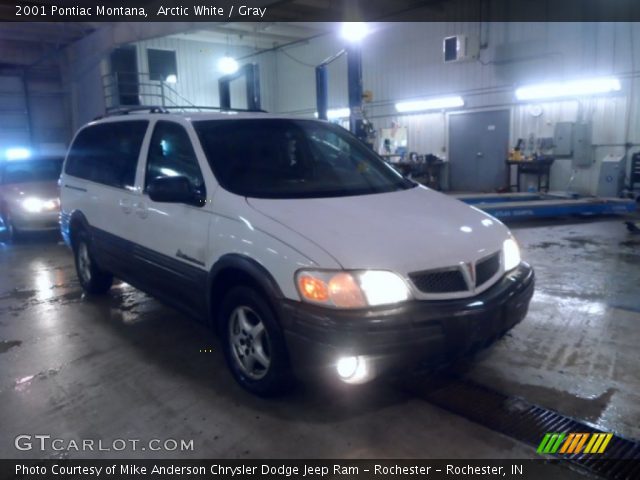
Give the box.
[298,275,329,302]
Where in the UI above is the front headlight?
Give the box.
[21,197,57,213]
[503,236,521,271]
[296,269,411,308]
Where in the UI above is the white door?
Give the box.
[130,120,212,317]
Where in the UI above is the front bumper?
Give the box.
[9,209,59,232]
[279,263,534,382]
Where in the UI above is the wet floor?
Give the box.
[0,217,638,468]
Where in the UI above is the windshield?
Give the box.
[194,119,414,199]
[2,158,63,184]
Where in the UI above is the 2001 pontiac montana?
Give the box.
[60,111,534,395]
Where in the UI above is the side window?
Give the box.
[65,121,148,189]
[145,121,205,193]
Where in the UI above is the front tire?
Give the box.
[73,232,113,294]
[220,286,293,396]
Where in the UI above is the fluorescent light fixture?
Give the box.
[217,56,239,75]
[328,107,350,119]
[314,108,351,120]
[395,95,464,113]
[515,76,621,101]
[5,147,31,161]
[165,74,177,84]
[340,22,369,43]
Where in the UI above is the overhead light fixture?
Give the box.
[5,147,31,161]
[515,76,621,101]
[217,56,239,75]
[340,22,369,43]
[165,74,177,84]
[314,108,351,120]
[327,107,350,119]
[395,95,464,113]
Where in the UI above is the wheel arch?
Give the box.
[66,210,91,249]
[207,254,285,330]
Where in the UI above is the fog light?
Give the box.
[336,356,371,384]
[337,356,359,378]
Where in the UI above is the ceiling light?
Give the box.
[217,56,239,75]
[395,96,464,113]
[515,76,621,101]
[340,22,369,43]
[314,108,351,120]
[165,74,177,84]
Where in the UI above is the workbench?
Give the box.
[506,157,554,193]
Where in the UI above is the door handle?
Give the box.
[134,201,148,219]
[119,199,132,214]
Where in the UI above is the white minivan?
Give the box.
[60,110,534,395]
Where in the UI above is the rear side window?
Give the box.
[65,121,148,188]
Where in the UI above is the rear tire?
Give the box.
[73,231,113,294]
[220,286,294,396]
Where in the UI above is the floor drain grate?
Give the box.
[407,377,640,479]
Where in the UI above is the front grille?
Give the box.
[409,268,468,294]
[475,251,500,286]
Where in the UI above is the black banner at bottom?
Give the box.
[4,459,636,480]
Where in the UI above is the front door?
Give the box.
[132,120,211,319]
[449,110,510,192]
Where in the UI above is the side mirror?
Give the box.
[147,176,205,207]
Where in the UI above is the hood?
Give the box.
[1,181,59,203]
[247,186,509,275]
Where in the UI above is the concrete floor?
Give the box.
[0,216,638,466]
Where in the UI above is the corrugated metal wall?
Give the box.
[131,36,276,111]
[259,22,640,194]
[124,22,640,195]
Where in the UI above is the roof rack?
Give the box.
[96,105,267,120]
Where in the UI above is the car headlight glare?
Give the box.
[21,197,58,213]
[296,270,411,308]
[22,197,45,213]
[503,237,521,271]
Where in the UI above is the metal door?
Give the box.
[110,46,139,106]
[449,110,510,192]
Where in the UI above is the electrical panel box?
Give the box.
[553,122,574,157]
[572,123,592,168]
[443,35,479,63]
[597,154,626,197]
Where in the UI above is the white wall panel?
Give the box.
[262,22,640,195]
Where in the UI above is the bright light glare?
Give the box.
[165,74,177,84]
[336,356,371,383]
[503,237,521,271]
[336,356,359,378]
[328,108,350,119]
[515,76,621,101]
[396,96,464,113]
[314,108,351,120]
[22,197,44,213]
[340,22,369,42]
[6,147,31,161]
[359,271,410,306]
[217,56,239,75]
[160,167,180,177]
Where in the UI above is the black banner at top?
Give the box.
[2,0,640,22]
